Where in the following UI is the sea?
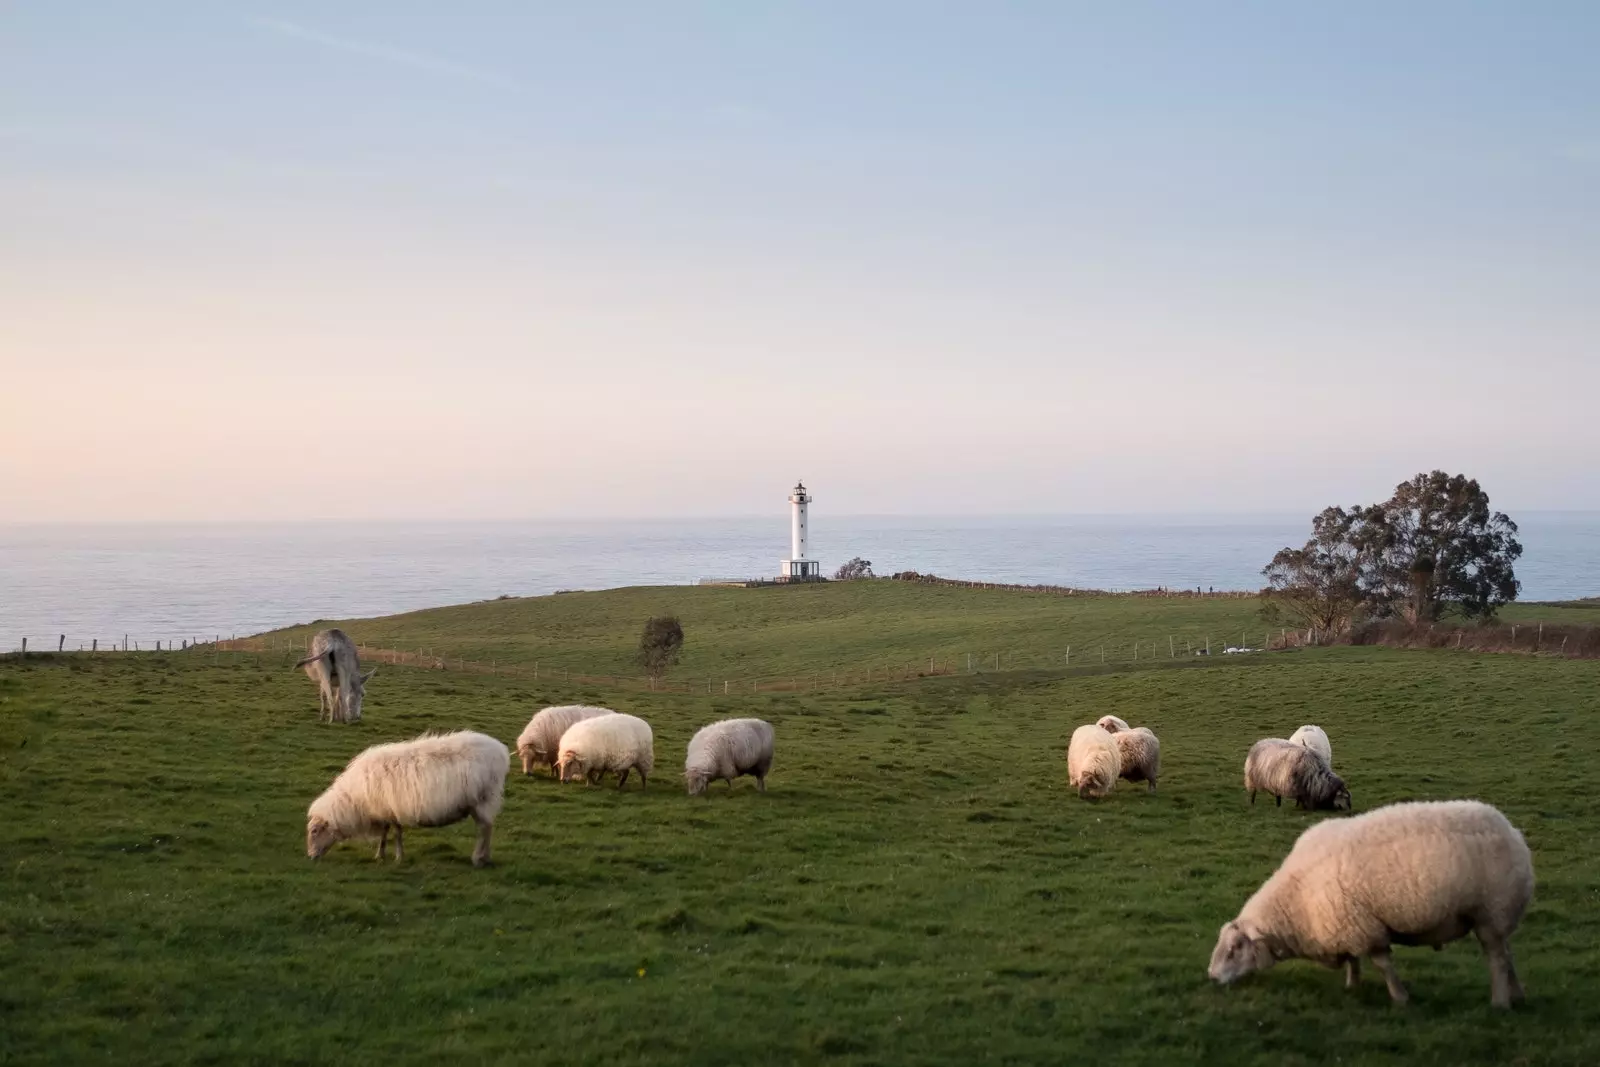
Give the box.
[3,513,1597,650]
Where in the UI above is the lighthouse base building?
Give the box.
[780,480,822,581]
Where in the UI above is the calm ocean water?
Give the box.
[3,514,1597,649]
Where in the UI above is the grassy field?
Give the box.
[4,592,1599,1065]
[259,583,1318,680]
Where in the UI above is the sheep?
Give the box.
[515,705,615,775]
[1067,723,1121,799]
[1289,724,1334,769]
[306,730,508,867]
[1096,715,1130,733]
[1113,726,1161,793]
[556,713,654,790]
[294,627,375,724]
[684,718,775,796]
[1208,799,1534,1008]
[1244,738,1351,811]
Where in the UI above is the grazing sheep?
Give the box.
[1096,715,1130,733]
[684,718,775,796]
[306,730,508,867]
[1289,724,1334,769]
[1209,799,1534,1008]
[1244,738,1351,811]
[515,705,615,775]
[294,628,375,724]
[1113,726,1161,793]
[1067,724,1122,799]
[556,713,654,790]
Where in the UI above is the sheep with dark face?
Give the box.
[1244,738,1350,811]
[294,628,375,724]
[684,718,775,796]
[1209,800,1533,1008]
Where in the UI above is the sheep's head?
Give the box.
[1208,921,1274,985]
[518,746,537,776]
[306,815,339,860]
[1332,783,1352,811]
[685,771,710,797]
[1096,716,1126,734]
[556,752,586,782]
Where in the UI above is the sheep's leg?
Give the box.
[1369,950,1409,1004]
[1249,790,1256,806]
[617,768,631,789]
[638,768,647,791]
[393,826,404,863]
[471,815,493,868]
[756,774,766,793]
[375,824,389,860]
[1478,930,1523,1008]
[1275,795,1282,808]
[1344,957,1361,989]
[1147,779,1157,794]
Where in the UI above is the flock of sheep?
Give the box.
[1064,711,1533,1008]
[297,626,1535,1010]
[300,630,776,869]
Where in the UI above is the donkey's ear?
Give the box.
[361,667,378,684]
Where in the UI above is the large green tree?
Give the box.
[1262,471,1522,630]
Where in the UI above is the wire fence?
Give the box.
[2,625,1349,695]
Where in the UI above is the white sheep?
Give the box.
[1209,799,1534,1007]
[515,705,615,775]
[556,713,654,790]
[1096,715,1130,733]
[1289,724,1334,769]
[306,730,508,867]
[1113,726,1161,793]
[1067,723,1121,799]
[684,718,775,796]
[1244,738,1351,811]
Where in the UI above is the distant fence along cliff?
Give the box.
[699,573,1255,596]
[877,572,1254,597]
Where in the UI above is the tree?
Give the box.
[636,616,684,679]
[1350,471,1522,622]
[833,557,874,580]
[1261,471,1521,630]
[1260,506,1364,633]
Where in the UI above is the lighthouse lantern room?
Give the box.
[780,481,821,581]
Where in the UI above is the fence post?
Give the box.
[1133,643,1137,661]
[19,638,25,656]
[59,634,65,652]
[725,680,729,694]
[1100,646,1105,663]
[1169,635,1174,658]
[967,653,972,672]
[1205,636,1210,655]
[1065,646,1070,667]
[93,638,98,653]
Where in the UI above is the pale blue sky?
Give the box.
[3,3,1597,520]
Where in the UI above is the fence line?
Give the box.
[0,625,1333,695]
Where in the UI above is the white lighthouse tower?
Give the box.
[780,480,820,581]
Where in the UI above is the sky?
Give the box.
[3,2,1598,521]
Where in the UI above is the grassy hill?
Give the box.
[260,583,1299,681]
[5,588,1599,1064]
[3,643,1597,1065]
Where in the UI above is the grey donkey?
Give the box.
[294,628,376,723]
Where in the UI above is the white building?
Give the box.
[779,480,821,581]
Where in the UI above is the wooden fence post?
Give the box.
[19,638,25,656]
[59,635,65,652]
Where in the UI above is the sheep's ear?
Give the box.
[1251,937,1276,970]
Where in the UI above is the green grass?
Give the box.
[4,610,1599,1065]
[261,582,1294,680]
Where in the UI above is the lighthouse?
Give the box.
[780,481,821,581]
